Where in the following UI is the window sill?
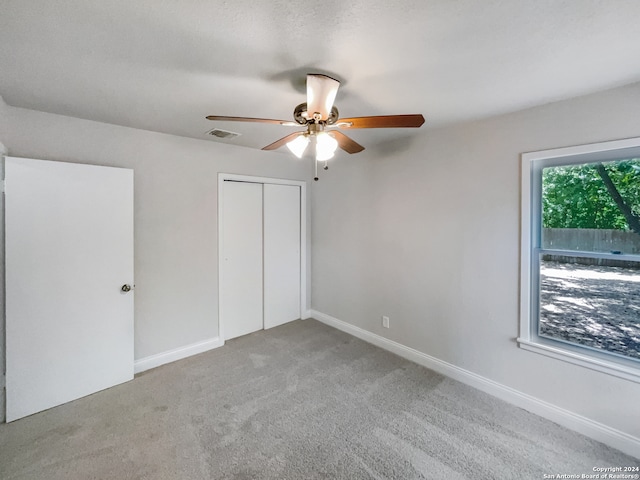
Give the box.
[517,338,640,384]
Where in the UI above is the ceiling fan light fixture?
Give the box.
[315,132,338,161]
[286,134,310,158]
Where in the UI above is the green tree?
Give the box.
[542,159,640,234]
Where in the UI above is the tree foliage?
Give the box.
[542,159,640,233]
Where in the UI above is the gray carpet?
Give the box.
[0,320,636,479]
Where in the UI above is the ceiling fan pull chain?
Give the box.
[314,157,319,181]
[323,160,329,170]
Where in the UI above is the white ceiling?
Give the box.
[2,0,640,153]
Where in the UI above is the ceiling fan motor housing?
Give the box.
[293,103,339,125]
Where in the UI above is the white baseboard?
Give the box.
[301,309,312,320]
[134,336,224,374]
[310,309,640,459]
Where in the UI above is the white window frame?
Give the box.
[519,136,640,383]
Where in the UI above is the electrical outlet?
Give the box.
[382,315,390,328]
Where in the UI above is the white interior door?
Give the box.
[220,181,263,340]
[264,184,301,329]
[5,156,134,422]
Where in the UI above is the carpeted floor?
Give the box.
[0,319,636,479]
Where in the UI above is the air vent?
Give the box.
[206,128,241,139]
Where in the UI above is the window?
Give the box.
[520,137,640,382]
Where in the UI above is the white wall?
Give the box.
[0,97,8,422]
[311,82,640,443]
[0,102,312,363]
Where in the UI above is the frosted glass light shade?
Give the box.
[307,74,340,120]
[286,135,310,158]
[316,132,338,161]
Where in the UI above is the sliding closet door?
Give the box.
[264,184,301,329]
[220,181,264,340]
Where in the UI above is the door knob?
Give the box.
[121,284,132,293]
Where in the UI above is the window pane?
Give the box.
[541,159,640,254]
[539,257,640,360]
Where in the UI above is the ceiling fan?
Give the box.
[206,74,425,180]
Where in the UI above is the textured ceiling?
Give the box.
[2,0,640,153]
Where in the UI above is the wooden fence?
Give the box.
[542,228,640,268]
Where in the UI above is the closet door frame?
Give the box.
[218,173,308,342]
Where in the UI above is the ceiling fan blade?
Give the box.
[333,114,425,129]
[206,115,298,126]
[307,74,340,121]
[262,132,305,151]
[329,131,365,154]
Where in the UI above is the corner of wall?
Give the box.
[1,141,6,423]
[1,92,9,423]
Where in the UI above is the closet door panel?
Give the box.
[264,184,301,329]
[221,181,264,340]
